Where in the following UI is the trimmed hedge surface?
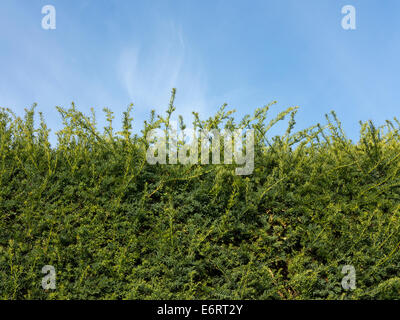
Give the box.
[1,92,400,299]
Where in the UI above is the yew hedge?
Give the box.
[1,91,399,299]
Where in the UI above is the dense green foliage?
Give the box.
[1,90,400,299]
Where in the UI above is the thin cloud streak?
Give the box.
[117,22,209,124]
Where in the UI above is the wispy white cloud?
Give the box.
[117,21,209,124]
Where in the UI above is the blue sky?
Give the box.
[1,0,400,144]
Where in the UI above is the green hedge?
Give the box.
[1,90,400,299]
